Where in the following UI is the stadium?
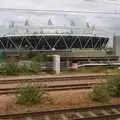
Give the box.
[0,34,109,50]
[0,17,110,51]
[0,17,117,64]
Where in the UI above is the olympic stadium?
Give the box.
[0,25,109,51]
[0,14,118,64]
[0,34,108,50]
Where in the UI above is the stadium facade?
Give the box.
[0,34,108,50]
[0,21,109,51]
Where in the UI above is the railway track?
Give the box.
[0,82,99,94]
[0,104,120,120]
[0,74,112,84]
[0,74,111,94]
[0,74,118,120]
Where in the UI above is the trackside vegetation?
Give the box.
[89,84,110,103]
[0,53,53,76]
[90,75,120,103]
[16,84,47,105]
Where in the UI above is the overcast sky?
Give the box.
[0,0,120,30]
[0,0,120,46]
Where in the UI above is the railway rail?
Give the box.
[0,104,120,120]
[0,82,99,94]
[0,74,112,84]
[0,74,112,94]
[0,74,118,120]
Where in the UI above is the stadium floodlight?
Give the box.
[86,22,90,28]
[85,22,96,35]
[70,20,75,34]
[70,20,75,26]
[25,20,29,26]
[9,21,15,35]
[25,19,30,34]
[91,25,96,35]
[48,18,53,25]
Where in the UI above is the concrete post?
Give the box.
[53,55,60,75]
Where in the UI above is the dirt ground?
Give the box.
[0,89,120,114]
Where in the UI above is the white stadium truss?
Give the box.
[0,25,109,51]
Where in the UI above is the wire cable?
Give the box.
[0,8,120,15]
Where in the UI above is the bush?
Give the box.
[89,84,110,103]
[31,53,46,62]
[1,62,19,75]
[0,62,30,76]
[0,60,41,76]
[28,52,37,59]
[29,62,41,73]
[106,76,120,97]
[105,47,113,55]
[16,84,45,105]
[89,75,120,102]
[18,65,30,75]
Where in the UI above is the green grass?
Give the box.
[62,66,119,74]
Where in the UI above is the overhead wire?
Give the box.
[0,8,120,15]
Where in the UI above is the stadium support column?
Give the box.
[53,55,60,75]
